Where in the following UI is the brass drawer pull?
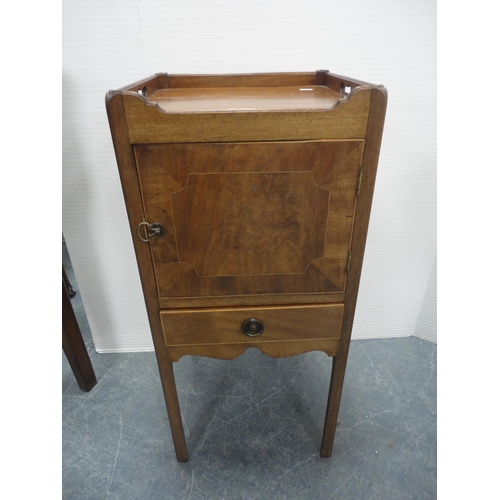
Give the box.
[137,222,166,242]
[241,318,264,337]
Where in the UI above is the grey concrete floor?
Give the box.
[62,241,436,499]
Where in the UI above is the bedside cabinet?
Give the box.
[106,70,387,462]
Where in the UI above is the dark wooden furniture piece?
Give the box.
[62,266,97,392]
[106,71,387,461]
[63,264,77,298]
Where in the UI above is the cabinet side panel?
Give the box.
[106,92,188,460]
[321,86,388,455]
[106,93,161,339]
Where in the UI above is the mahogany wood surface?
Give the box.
[62,264,77,298]
[106,91,188,462]
[171,171,329,277]
[161,304,343,346]
[118,73,170,95]
[148,85,340,113]
[158,292,345,309]
[165,72,318,89]
[166,339,339,363]
[123,88,371,144]
[135,140,362,305]
[320,86,388,458]
[106,70,387,462]
[62,276,97,392]
[121,71,367,96]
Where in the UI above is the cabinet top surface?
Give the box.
[147,85,341,113]
[113,71,375,115]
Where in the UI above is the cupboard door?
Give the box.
[134,140,363,307]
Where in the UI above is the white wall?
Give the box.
[414,255,437,343]
[62,0,436,352]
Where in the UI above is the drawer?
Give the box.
[160,304,343,346]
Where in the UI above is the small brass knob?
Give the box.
[241,318,264,337]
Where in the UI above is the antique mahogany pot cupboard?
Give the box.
[105,70,387,462]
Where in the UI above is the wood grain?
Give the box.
[158,292,345,309]
[106,71,387,461]
[62,277,97,392]
[161,303,343,346]
[171,171,329,277]
[148,85,340,113]
[320,85,388,458]
[118,73,170,95]
[106,91,188,462]
[123,87,371,144]
[166,339,338,362]
[166,72,318,89]
[135,140,362,304]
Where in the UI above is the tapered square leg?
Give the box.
[159,360,188,462]
[320,355,344,458]
[62,277,97,392]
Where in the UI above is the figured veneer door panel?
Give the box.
[134,140,363,305]
[172,171,329,277]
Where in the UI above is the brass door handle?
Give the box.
[137,222,166,242]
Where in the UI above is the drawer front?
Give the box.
[161,304,343,346]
